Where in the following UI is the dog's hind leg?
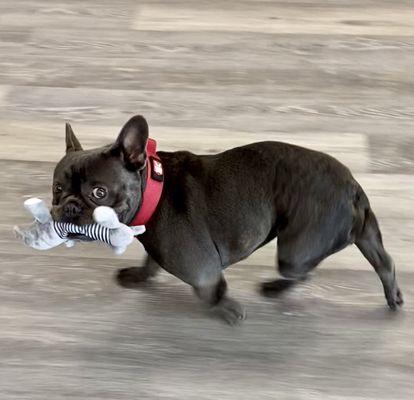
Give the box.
[116,255,160,288]
[260,212,353,297]
[261,256,323,298]
[355,208,403,310]
[261,230,330,297]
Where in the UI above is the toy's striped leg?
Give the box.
[53,221,112,245]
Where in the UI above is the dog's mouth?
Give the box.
[52,204,95,226]
[57,214,95,226]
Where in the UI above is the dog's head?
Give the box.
[51,115,149,225]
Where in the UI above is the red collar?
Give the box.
[129,138,164,226]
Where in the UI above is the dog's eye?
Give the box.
[54,184,63,194]
[92,187,107,199]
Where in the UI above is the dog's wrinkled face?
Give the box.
[51,116,149,225]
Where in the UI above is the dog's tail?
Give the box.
[351,182,402,309]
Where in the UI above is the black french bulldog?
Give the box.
[52,115,403,324]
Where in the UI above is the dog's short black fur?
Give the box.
[52,115,403,324]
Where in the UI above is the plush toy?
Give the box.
[14,198,145,255]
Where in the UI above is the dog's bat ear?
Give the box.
[65,123,83,153]
[112,115,149,170]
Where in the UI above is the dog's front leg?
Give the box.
[193,274,246,325]
[116,255,160,288]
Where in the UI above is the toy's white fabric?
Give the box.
[14,198,145,255]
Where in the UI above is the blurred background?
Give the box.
[0,1,413,399]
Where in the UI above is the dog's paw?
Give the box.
[260,279,298,297]
[116,267,152,288]
[387,286,404,310]
[214,298,246,326]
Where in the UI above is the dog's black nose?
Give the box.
[63,202,82,218]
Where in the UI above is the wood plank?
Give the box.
[2,83,413,142]
[2,31,414,91]
[368,133,414,173]
[134,3,414,36]
[0,0,135,30]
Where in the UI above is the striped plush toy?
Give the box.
[14,198,145,255]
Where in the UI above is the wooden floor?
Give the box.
[1,1,414,399]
